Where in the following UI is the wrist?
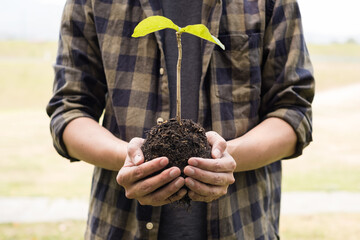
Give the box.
[114,140,128,170]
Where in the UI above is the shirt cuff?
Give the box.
[263,107,313,159]
[50,109,96,162]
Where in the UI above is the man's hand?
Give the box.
[183,131,236,202]
[116,137,186,206]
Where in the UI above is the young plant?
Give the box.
[132,16,225,123]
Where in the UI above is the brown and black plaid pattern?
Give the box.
[46,0,314,239]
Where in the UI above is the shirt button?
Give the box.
[146,222,154,230]
[157,117,164,124]
[159,67,164,76]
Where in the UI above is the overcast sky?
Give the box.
[300,0,360,43]
[0,0,359,43]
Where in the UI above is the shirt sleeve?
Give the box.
[260,0,315,158]
[46,0,107,161]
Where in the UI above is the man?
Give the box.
[47,0,314,239]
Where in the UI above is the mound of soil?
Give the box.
[141,118,211,205]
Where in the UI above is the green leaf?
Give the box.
[132,16,179,37]
[132,16,225,50]
[181,24,225,50]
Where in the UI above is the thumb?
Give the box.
[206,131,227,159]
[126,137,145,166]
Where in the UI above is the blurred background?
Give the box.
[0,0,359,239]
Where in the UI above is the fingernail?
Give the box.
[187,178,195,187]
[160,158,168,167]
[187,167,195,176]
[189,158,198,166]
[175,178,183,188]
[213,148,221,158]
[170,169,178,178]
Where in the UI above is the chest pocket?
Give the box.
[212,33,262,103]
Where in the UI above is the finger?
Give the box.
[184,165,235,186]
[138,178,187,206]
[185,178,227,202]
[127,137,145,166]
[188,152,237,173]
[167,188,188,204]
[117,157,169,186]
[188,190,220,203]
[187,191,211,203]
[206,131,227,159]
[124,167,181,199]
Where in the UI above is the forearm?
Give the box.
[63,117,127,171]
[227,117,297,172]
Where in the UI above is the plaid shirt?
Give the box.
[47,0,314,239]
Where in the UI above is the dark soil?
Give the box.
[141,118,211,205]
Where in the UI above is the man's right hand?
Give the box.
[116,137,187,206]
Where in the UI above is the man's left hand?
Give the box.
[183,131,236,202]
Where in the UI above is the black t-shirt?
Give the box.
[158,1,207,240]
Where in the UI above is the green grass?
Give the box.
[280,213,360,240]
[0,41,58,59]
[0,41,57,111]
[0,110,94,198]
[0,41,93,198]
[0,221,85,240]
[307,43,360,57]
[307,43,360,91]
[282,81,360,192]
[283,166,360,192]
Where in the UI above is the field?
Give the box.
[282,43,360,193]
[0,41,359,239]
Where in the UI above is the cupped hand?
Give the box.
[183,131,236,202]
[116,137,186,206]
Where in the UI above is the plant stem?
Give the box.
[176,31,182,124]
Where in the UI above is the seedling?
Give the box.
[133,16,225,205]
[132,16,225,123]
